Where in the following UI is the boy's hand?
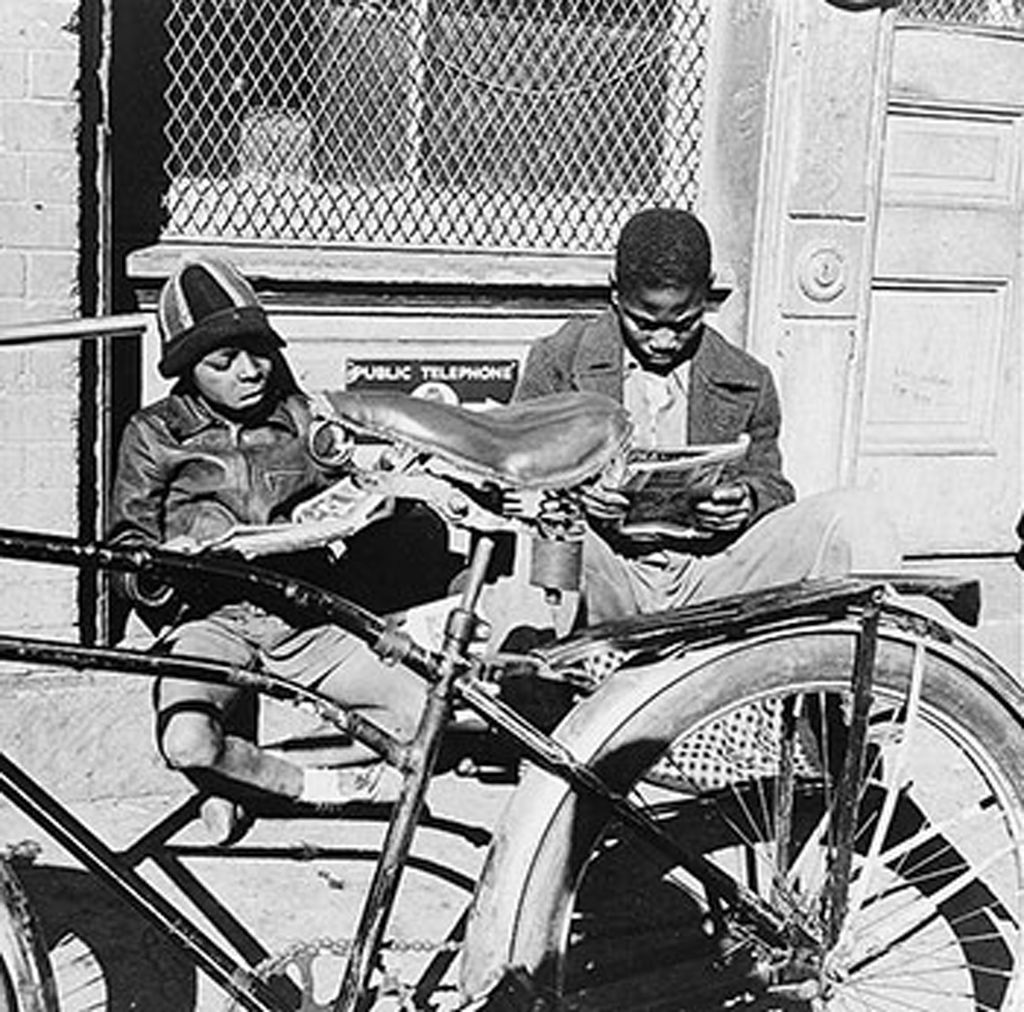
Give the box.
[693,482,754,533]
[580,481,631,522]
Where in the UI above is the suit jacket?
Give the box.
[514,308,795,523]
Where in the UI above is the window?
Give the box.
[164,0,708,251]
[899,0,1024,28]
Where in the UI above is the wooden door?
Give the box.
[855,24,1023,663]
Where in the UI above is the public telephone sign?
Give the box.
[345,358,519,407]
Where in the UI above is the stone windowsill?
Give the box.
[127,242,735,306]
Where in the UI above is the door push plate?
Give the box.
[781,219,865,318]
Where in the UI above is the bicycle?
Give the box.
[0,388,1021,1012]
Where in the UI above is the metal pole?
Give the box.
[0,314,149,347]
[825,592,882,946]
[334,537,495,1012]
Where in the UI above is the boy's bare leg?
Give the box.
[156,618,425,838]
[156,689,306,797]
[155,677,306,843]
[156,614,309,842]
[156,678,394,842]
[156,610,310,801]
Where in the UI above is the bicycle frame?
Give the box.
[0,525,984,1011]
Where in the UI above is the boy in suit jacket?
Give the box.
[516,208,899,622]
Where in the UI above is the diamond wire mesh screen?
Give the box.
[900,0,1024,27]
[163,0,708,252]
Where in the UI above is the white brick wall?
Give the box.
[0,0,82,638]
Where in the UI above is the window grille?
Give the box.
[899,0,1024,28]
[163,0,708,253]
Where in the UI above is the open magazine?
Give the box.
[194,481,394,559]
[616,434,750,540]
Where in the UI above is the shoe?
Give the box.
[199,796,253,846]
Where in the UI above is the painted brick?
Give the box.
[20,343,78,393]
[0,346,78,395]
[0,489,75,532]
[22,440,75,488]
[0,201,78,249]
[0,2,78,51]
[0,299,75,326]
[0,298,33,325]
[26,298,79,319]
[30,577,79,629]
[0,444,20,472]
[0,394,73,448]
[0,564,78,634]
[0,298,78,324]
[25,149,75,200]
[0,350,35,394]
[0,393,77,442]
[1,100,76,152]
[0,250,26,296]
[26,249,76,301]
[0,49,27,98]
[0,353,26,395]
[29,49,76,99]
[0,152,27,200]
[0,562,45,603]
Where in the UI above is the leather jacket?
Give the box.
[108,389,335,614]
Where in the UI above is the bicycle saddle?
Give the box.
[319,389,631,489]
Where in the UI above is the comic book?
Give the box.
[617,434,750,539]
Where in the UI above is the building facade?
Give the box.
[1,0,1021,668]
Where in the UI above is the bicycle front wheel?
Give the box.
[0,859,55,1012]
[464,612,1024,1011]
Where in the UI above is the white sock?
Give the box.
[300,764,383,806]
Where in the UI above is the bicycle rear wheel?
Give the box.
[464,612,1024,1010]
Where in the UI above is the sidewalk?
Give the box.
[0,669,518,1010]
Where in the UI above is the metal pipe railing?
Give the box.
[0,312,149,347]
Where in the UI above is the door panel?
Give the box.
[858,26,1023,557]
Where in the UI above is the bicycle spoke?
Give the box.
[846,642,926,937]
[860,798,1000,873]
[847,844,1015,975]
[852,936,1014,994]
[514,623,1024,1012]
[838,977,976,1012]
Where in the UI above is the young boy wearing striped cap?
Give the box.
[109,256,422,843]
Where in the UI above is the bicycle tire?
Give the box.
[0,859,56,1012]
[462,608,1024,1010]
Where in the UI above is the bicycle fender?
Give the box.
[461,643,718,997]
[460,608,1024,998]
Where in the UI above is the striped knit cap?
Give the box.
[156,256,284,378]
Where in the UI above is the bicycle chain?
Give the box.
[223,934,466,1012]
[6,837,488,1011]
